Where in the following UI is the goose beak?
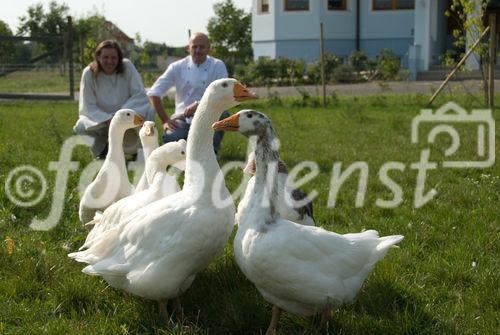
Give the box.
[134,115,144,126]
[212,113,240,131]
[234,82,258,101]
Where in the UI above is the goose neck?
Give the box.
[107,125,126,161]
[145,159,163,185]
[142,142,158,162]
[184,97,225,191]
[252,133,280,221]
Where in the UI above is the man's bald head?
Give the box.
[188,32,211,65]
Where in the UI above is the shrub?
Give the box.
[278,58,306,85]
[291,88,321,107]
[377,49,401,80]
[266,90,283,106]
[234,57,307,86]
[307,53,342,84]
[332,64,355,83]
[348,50,369,72]
[234,63,256,86]
[253,57,278,86]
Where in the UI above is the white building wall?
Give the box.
[252,0,415,63]
[321,0,356,40]
[252,0,277,58]
[360,1,415,39]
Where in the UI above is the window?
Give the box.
[284,0,309,11]
[373,0,414,10]
[396,0,415,9]
[328,0,347,10]
[260,0,269,13]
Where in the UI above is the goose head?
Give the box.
[148,139,187,175]
[111,109,144,131]
[212,109,275,141]
[139,121,159,152]
[202,78,258,112]
[214,109,280,218]
[139,121,157,143]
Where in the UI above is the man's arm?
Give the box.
[183,100,199,118]
[149,95,177,131]
[148,64,178,131]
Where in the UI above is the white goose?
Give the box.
[134,121,159,193]
[69,79,257,321]
[213,110,403,335]
[79,109,143,224]
[242,151,315,226]
[79,139,187,251]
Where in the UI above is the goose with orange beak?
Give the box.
[134,121,160,193]
[70,79,257,323]
[213,112,315,225]
[213,109,403,335]
[79,109,144,224]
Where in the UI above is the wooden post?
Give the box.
[320,22,326,108]
[489,13,496,109]
[80,34,85,70]
[428,26,490,105]
[67,16,75,100]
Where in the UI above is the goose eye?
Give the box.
[181,151,185,155]
[126,113,130,116]
[222,82,228,87]
[247,114,253,118]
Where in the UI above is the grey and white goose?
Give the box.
[243,150,315,226]
[213,109,404,335]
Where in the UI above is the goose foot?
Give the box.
[319,308,333,329]
[265,305,281,335]
[158,298,169,325]
[171,296,184,322]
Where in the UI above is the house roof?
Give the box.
[103,20,134,44]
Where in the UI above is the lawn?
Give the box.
[0,68,75,94]
[0,93,498,334]
[0,68,165,94]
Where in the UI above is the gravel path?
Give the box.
[155,79,499,100]
[245,79,500,98]
[2,79,499,101]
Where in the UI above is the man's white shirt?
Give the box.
[147,55,228,124]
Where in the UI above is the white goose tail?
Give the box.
[376,235,404,252]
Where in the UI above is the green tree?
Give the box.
[0,20,14,64]
[73,14,108,67]
[0,20,32,70]
[444,0,490,103]
[207,0,252,74]
[17,1,70,63]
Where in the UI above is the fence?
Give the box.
[0,17,75,100]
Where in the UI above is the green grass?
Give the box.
[0,68,178,95]
[0,93,498,334]
[0,68,77,94]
